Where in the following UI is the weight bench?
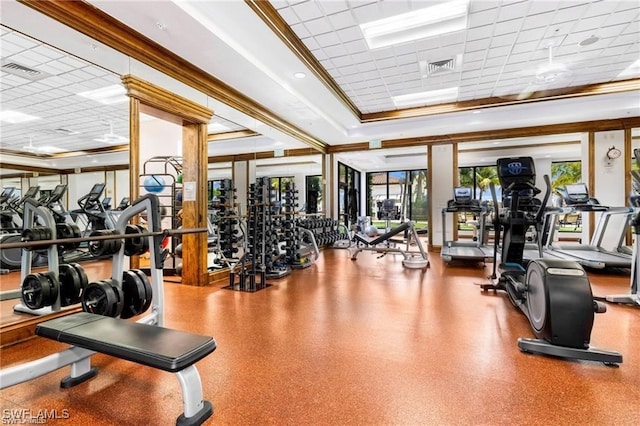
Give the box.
[35,312,216,426]
[349,222,429,269]
[352,222,411,246]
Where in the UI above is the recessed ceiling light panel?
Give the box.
[392,86,459,108]
[360,0,470,49]
[0,110,41,123]
[77,84,128,105]
[294,72,306,79]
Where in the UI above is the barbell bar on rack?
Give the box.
[0,227,208,250]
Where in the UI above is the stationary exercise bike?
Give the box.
[481,156,622,364]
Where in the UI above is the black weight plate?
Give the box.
[59,264,82,306]
[120,270,146,319]
[21,273,50,310]
[110,284,124,318]
[82,281,117,316]
[69,263,89,289]
[131,269,153,313]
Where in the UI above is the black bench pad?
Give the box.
[354,222,411,246]
[36,313,216,373]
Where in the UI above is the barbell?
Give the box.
[0,227,208,250]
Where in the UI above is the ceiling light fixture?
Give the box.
[392,86,459,108]
[94,121,128,144]
[293,72,306,79]
[77,84,128,105]
[579,35,599,47]
[535,45,571,82]
[0,110,41,124]
[360,0,470,49]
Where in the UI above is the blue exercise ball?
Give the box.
[143,175,165,193]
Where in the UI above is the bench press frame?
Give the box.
[348,221,429,269]
[0,195,213,426]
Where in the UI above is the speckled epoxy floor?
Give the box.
[1,250,639,425]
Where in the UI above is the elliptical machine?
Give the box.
[481,156,622,365]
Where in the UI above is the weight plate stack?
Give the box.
[59,263,83,306]
[21,272,58,310]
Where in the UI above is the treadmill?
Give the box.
[544,183,632,269]
[441,187,493,264]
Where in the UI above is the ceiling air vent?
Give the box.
[1,61,51,81]
[420,54,462,78]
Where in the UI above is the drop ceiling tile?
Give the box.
[356,61,377,73]
[331,55,354,67]
[489,32,518,48]
[327,10,357,30]
[511,40,538,54]
[497,1,531,22]
[315,31,341,47]
[463,50,487,62]
[276,6,300,25]
[487,45,512,59]
[339,64,359,76]
[493,19,524,37]
[484,57,506,68]
[291,1,324,22]
[392,42,417,56]
[526,1,559,16]
[359,70,379,80]
[439,31,467,48]
[379,66,399,78]
[291,23,311,39]
[351,51,373,63]
[303,17,333,35]
[469,0,501,13]
[517,27,545,43]
[570,14,608,34]
[323,44,348,57]
[336,26,363,43]
[301,36,320,51]
[396,53,417,65]
[318,0,349,15]
[462,59,484,71]
[3,32,38,49]
[397,63,417,75]
[466,25,494,42]
[350,2,383,24]
[466,38,491,52]
[606,10,640,27]
[370,47,395,60]
[469,7,500,28]
[310,47,328,60]
[343,39,368,54]
[521,12,555,30]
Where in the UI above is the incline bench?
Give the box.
[349,221,429,269]
[36,312,216,426]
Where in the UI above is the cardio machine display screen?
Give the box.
[454,187,472,200]
[497,158,535,178]
[565,184,588,195]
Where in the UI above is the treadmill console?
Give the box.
[453,187,472,204]
[563,184,594,205]
[47,184,67,203]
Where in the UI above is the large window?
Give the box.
[458,166,500,201]
[305,175,323,213]
[207,180,222,202]
[337,162,360,224]
[551,161,582,193]
[365,169,427,226]
[269,176,294,204]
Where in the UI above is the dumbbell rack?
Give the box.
[282,182,310,269]
[227,178,270,291]
[214,179,240,265]
[298,217,349,248]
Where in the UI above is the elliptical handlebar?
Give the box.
[534,175,552,225]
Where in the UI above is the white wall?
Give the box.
[67,171,107,210]
[115,169,129,206]
[594,130,626,207]
[430,145,454,246]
